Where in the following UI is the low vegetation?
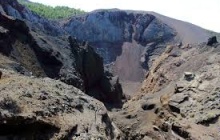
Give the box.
[18,0,85,19]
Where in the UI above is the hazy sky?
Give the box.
[30,0,220,32]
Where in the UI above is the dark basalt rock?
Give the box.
[100,72,123,104]
[207,36,218,46]
[69,37,124,104]
[63,10,177,82]
[171,123,192,139]
[73,43,104,89]
[0,0,64,36]
[0,4,124,105]
[0,116,60,140]
[0,13,59,77]
[141,103,155,111]
[63,10,175,46]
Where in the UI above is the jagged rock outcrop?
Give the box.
[0,1,123,104]
[0,69,123,139]
[63,9,177,83]
[111,42,220,139]
[0,0,64,36]
[100,72,123,104]
[0,1,125,139]
[69,37,124,104]
[207,36,218,46]
[63,10,175,45]
[140,45,174,94]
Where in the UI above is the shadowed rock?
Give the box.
[0,3,124,105]
[207,36,218,46]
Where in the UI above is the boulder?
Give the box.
[184,72,195,81]
[207,36,218,46]
[195,111,220,125]
[168,94,189,113]
[171,123,192,139]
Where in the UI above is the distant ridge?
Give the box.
[149,12,219,44]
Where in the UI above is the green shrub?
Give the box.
[18,0,86,19]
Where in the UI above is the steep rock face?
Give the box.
[0,0,64,36]
[0,13,47,77]
[63,10,175,48]
[0,12,78,86]
[69,37,124,104]
[62,9,216,96]
[0,1,123,104]
[63,9,177,83]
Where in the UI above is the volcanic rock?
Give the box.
[207,36,218,46]
[0,2,124,104]
[0,69,123,139]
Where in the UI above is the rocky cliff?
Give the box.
[0,0,64,35]
[62,9,215,95]
[0,0,123,104]
[62,10,177,82]
[0,0,125,139]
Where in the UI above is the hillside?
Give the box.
[18,0,85,19]
[0,0,124,139]
[0,68,122,139]
[62,9,217,95]
[110,39,220,140]
[0,0,220,139]
[149,12,212,44]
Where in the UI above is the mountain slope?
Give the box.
[1,1,220,139]
[62,9,216,95]
[63,10,176,81]
[0,0,123,104]
[0,1,124,139]
[0,68,122,139]
[18,0,85,19]
[149,12,212,44]
[111,40,220,140]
